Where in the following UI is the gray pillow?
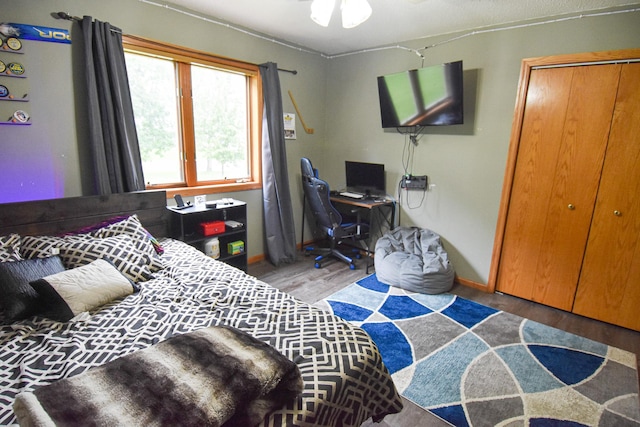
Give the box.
[0,256,65,323]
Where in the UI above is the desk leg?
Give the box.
[300,194,306,252]
[365,203,395,274]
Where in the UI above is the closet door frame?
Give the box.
[488,48,640,293]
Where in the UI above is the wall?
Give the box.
[2,0,326,262]
[0,26,77,202]
[2,2,639,282]
[321,10,640,284]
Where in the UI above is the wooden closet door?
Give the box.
[573,63,640,330]
[496,65,620,310]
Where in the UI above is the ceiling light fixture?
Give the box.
[341,0,372,28]
[310,0,372,29]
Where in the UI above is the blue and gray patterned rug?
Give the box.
[316,274,640,426]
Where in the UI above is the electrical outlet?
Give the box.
[401,175,428,189]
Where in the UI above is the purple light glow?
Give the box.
[0,152,63,203]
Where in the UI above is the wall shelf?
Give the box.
[0,71,27,78]
[0,37,29,124]
[0,95,29,102]
[1,38,24,54]
[1,121,31,126]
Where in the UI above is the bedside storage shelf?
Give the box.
[167,199,247,272]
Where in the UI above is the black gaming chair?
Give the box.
[301,157,369,269]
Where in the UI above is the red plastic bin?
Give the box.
[200,220,225,236]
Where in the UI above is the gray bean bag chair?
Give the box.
[374,227,455,294]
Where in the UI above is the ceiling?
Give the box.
[160,0,640,56]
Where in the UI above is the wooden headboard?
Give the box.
[0,191,169,238]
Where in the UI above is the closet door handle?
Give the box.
[568,204,575,210]
[614,210,622,216]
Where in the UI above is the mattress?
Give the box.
[0,238,402,426]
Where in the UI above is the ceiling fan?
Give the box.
[305,0,373,28]
[301,0,427,29]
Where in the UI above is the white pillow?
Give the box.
[30,258,137,322]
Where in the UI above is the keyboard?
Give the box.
[339,191,365,199]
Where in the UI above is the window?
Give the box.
[123,36,261,196]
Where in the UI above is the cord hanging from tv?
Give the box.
[394,125,425,144]
[377,60,464,128]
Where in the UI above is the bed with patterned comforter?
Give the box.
[0,238,403,426]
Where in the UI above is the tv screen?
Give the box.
[345,161,385,195]
[377,60,463,128]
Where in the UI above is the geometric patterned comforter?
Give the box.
[0,239,403,426]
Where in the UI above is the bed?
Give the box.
[0,191,403,426]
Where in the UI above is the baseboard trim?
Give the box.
[249,248,490,295]
[248,253,265,264]
[247,240,314,265]
[456,276,489,292]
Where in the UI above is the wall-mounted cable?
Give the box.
[395,127,428,214]
[138,0,323,56]
[411,7,640,58]
[131,3,636,60]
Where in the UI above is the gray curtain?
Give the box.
[79,16,145,195]
[259,62,297,266]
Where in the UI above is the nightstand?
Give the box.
[167,199,247,272]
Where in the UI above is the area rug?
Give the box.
[315,274,640,427]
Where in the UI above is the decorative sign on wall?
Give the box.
[3,37,22,51]
[284,113,296,140]
[0,23,71,44]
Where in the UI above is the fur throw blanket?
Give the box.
[13,325,303,426]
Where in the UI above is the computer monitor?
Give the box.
[345,161,385,196]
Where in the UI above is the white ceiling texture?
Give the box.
[149,0,640,56]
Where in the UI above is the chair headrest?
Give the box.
[301,157,315,178]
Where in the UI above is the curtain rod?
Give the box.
[54,10,295,73]
[52,11,123,34]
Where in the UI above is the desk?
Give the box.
[329,195,396,240]
[330,195,396,272]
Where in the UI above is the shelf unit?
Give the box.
[0,39,29,125]
[167,200,247,272]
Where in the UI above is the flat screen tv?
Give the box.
[377,60,463,128]
[345,161,385,195]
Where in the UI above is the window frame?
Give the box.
[122,35,262,197]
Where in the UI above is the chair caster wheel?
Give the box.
[349,263,356,270]
[315,262,321,268]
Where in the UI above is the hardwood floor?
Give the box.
[248,253,640,427]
